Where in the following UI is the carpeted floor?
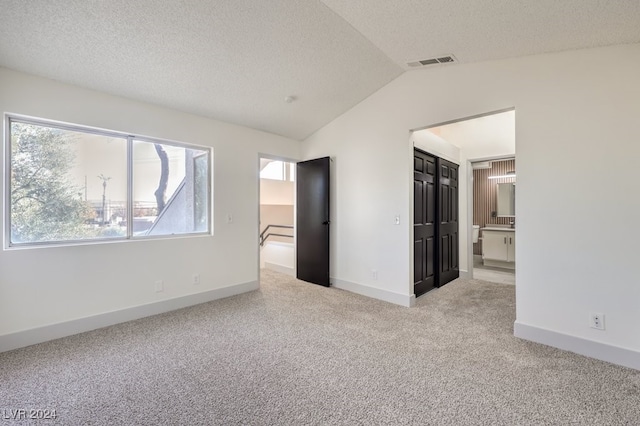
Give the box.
[1,270,638,425]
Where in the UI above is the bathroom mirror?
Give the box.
[497,183,515,217]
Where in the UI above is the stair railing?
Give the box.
[259,224,294,246]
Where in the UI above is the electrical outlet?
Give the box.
[193,274,200,285]
[372,269,378,280]
[154,280,164,293]
[590,312,605,330]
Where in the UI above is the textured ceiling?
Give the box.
[0,0,401,140]
[1,1,640,141]
[322,0,640,67]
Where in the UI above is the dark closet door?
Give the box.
[296,157,330,287]
[413,149,437,296]
[437,158,459,287]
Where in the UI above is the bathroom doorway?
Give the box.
[471,158,516,285]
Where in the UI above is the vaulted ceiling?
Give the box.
[1,1,640,140]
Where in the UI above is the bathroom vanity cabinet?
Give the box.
[481,228,515,269]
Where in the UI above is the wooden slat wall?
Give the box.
[473,159,515,255]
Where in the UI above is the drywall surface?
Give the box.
[260,179,294,205]
[259,205,294,244]
[0,68,300,338]
[412,129,460,163]
[434,109,516,161]
[302,43,640,359]
[260,241,294,273]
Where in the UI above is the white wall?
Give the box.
[260,179,294,205]
[260,178,294,244]
[0,68,300,349]
[434,109,516,160]
[302,44,640,369]
[260,241,295,275]
[412,129,460,163]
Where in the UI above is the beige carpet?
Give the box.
[0,269,638,425]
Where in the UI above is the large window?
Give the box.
[5,115,211,247]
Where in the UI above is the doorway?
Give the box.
[471,157,516,285]
[411,108,515,288]
[258,156,331,287]
[259,157,296,276]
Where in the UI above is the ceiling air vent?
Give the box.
[419,58,439,66]
[407,55,457,68]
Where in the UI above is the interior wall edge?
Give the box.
[0,280,258,354]
[514,321,640,371]
[332,277,415,307]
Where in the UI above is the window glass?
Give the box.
[133,140,209,236]
[287,162,295,182]
[9,120,127,244]
[193,153,209,232]
[6,117,211,247]
[260,160,295,181]
[260,160,285,180]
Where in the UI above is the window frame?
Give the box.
[4,114,213,249]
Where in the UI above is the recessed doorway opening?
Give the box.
[259,158,296,276]
[471,157,516,285]
[411,108,515,290]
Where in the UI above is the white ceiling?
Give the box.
[1,1,640,141]
[425,110,515,152]
[322,0,640,66]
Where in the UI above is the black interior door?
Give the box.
[437,158,459,287]
[296,157,330,287]
[413,149,437,296]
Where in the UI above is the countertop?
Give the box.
[481,227,515,232]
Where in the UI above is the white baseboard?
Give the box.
[0,280,258,353]
[332,278,415,307]
[264,262,294,277]
[514,321,640,371]
[483,259,515,270]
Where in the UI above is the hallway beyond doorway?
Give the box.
[259,158,295,276]
[473,255,515,285]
